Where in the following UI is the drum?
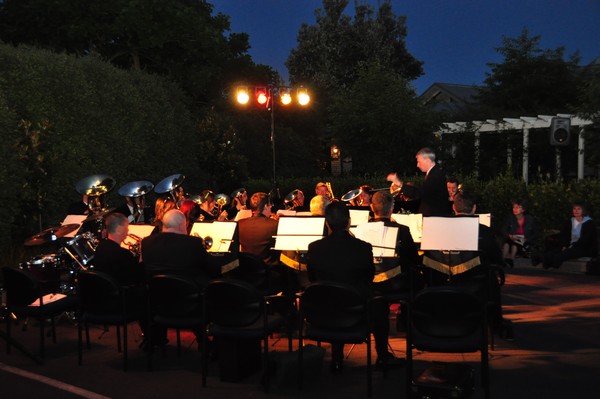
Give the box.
[19,254,66,293]
[64,232,97,269]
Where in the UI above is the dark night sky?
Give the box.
[212,0,600,94]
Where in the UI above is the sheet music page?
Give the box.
[350,222,398,257]
[273,217,325,251]
[420,217,479,251]
[121,224,156,250]
[391,213,423,243]
[349,209,370,226]
[234,209,252,221]
[477,213,491,227]
[276,209,296,216]
[62,215,87,237]
[189,222,237,252]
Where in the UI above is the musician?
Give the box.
[446,176,460,215]
[115,196,153,224]
[309,194,330,216]
[370,191,419,281]
[226,188,248,220]
[415,147,448,216]
[422,191,512,338]
[306,202,402,372]
[238,192,278,266]
[315,182,329,197]
[386,172,420,213]
[92,213,143,285]
[141,209,220,286]
[286,189,308,212]
[152,197,176,232]
[179,199,200,234]
[198,189,227,221]
[352,185,373,207]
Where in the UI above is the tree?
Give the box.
[329,62,438,174]
[477,28,581,118]
[0,0,257,103]
[286,0,423,94]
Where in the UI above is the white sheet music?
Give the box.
[274,217,325,251]
[420,217,479,251]
[190,222,237,253]
[349,209,370,226]
[391,213,423,243]
[121,224,156,250]
[350,222,398,257]
[62,215,87,238]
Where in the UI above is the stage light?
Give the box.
[255,87,269,106]
[280,90,292,105]
[236,86,249,104]
[297,87,310,106]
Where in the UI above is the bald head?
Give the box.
[162,209,187,234]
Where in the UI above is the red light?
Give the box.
[255,87,269,106]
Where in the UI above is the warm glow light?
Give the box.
[256,87,269,105]
[280,92,292,105]
[297,88,310,106]
[236,87,249,104]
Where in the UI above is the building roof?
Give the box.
[419,82,481,114]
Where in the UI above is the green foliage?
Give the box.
[329,62,438,174]
[477,28,581,118]
[0,43,204,245]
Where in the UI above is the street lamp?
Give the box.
[234,85,311,195]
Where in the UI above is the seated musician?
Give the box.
[178,199,200,234]
[422,191,513,338]
[446,176,460,215]
[197,190,228,222]
[226,188,248,220]
[115,195,154,224]
[238,192,287,293]
[386,171,420,213]
[369,191,419,295]
[352,185,373,207]
[92,213,147,338]
[309,194,330,216]
[152,197,176,232]
[67,194,90,215]
[287,189,308,212]
[306,202,403,372]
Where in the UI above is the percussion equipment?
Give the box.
[19,254,67,293]
[24,224,80,246]
[154,174,185,203]
[63,232,97,270]
[75,174,116,212]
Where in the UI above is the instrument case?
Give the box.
[412,361,474,399]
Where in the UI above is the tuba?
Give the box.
[118,180,154,224]
[154,174,186,204]
[75,174,116,213]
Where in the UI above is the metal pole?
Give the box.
[522,128,529,184]
[578,127,585,181]
[270,87,277,195]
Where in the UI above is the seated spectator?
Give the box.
[543,201,598,269]
[501,198,542,267]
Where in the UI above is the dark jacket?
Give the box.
[418,164,449,216]
[92,239,144,286]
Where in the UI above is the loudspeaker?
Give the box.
[550,117,570,146]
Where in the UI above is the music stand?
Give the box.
[420,216,480,278]
[391,213,423,243]
[273,217,325,252]
[121,224,156,251]
[190,222,239,273]
[349,209,370,226]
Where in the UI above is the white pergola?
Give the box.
[436,114,594,183]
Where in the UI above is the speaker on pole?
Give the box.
[550,117,571,146]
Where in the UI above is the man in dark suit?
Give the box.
[307,202,400,372]
[141,209,220,287]
[92,213,144,286]
[416,147,449,216]
[370,191,420,295]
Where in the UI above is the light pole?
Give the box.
[235,85,311,195]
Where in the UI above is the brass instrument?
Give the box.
[75,174,116,212]
[118,180,154,224]
[154,174,186,204]
[214,193,231,217]
[283,189,302,209]
[125,233,142,257]
[325,182,335,201]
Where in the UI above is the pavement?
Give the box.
[1,259,599,399]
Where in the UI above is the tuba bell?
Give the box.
[154,174,186,204]
[75,174,116,212]
[118,180,154,224]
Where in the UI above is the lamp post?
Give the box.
[235,85,311,195]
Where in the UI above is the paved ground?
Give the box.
[1,260,599,398]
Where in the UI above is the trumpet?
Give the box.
[325,182,335,201]
[126,233,142,257]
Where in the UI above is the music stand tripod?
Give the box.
[0,304,43,365]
